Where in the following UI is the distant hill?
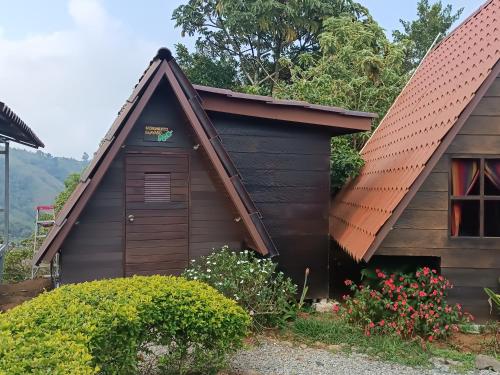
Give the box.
[0,148,87,239]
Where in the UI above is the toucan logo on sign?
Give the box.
[144,126,173,142]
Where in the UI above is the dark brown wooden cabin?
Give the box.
[34,48,374,298]
[331,0,500,320]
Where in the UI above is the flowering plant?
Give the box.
[183,246,297,329]
[340,267,473,341]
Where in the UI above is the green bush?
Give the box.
[183,247,298,330]
[0,276,249,375]
[2,238,33,283]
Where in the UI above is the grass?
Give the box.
[288,315,476,371]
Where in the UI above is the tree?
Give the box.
[275,15,408,189]
[54,173,80,213]
[172,0,370,93]
[175,44,238,88]
[277,16,407,138]
[81,152,89,162]
[393,0,463,72]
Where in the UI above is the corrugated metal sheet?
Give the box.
[0,102,44,148]
[331,0,500,261]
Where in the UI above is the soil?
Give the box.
[0,278,52,311]
[437,330,499,354]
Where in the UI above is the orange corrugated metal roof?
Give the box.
[331,0,500,261]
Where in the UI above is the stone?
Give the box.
[241,371,263,375]
[444,358,460,366]
[282,341,294,348]
[312,299,338,313]
[299,344,308,349]
[327,344,343,352]
[313,341,326,349]
[475,354,500,372]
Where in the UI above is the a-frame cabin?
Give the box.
[34,48,374,298]
[331,0,500,320]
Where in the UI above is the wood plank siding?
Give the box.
[376,73,500,320]
[61,80,246,283]
[211,113,331,298]
[60,79,332,297]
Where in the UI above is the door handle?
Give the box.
[128,214,135,223]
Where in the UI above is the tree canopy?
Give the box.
[173,0,370,92]
[173,0,465,190]
[393,0,463,72]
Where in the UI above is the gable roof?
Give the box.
[35,48,373,265]
[0,102,44,148]
[195,85,376,134]
[331,0,500,262]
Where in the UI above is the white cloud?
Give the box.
[0,0,158,158]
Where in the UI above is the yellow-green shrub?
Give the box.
[0,276,250,375]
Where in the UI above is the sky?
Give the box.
[0,0,485,159]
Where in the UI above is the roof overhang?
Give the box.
[194,85,376,135]
[0,102,44,148]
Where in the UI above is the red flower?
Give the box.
[419,291,427,297]
[344,279,353,286]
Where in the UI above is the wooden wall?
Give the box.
[211,114,332,298]
[376,73,500,320]
[61,80,245,283]
[60,79,333,299]
[60,154,124,283]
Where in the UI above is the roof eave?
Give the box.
[197,91,373,133]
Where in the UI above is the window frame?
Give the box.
[448,155,500,239]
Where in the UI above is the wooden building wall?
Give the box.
[60,79,332,298]
[61,80,245,282]
[375,73,500,320]
[211,114,331,298]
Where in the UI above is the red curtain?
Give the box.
[451,159,479,236]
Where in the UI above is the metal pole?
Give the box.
[0,141,8,282]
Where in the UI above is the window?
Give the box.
[144,173,171,203]
[450,158,500,237]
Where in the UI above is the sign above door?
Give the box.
[144,125,173,142]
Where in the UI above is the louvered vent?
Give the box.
[144,173,171,203]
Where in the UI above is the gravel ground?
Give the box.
[227,338,494,375]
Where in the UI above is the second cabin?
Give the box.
[34,48,375,298]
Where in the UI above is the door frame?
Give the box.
[123,149,191,276]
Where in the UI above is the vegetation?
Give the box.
[183,247,297,330]
[174,0,463,190]
[0,148,87,239]
[2,237,33,283]
[341,267,473,341]
[54,172,81,214]
[0,276,249,375]
[485,287,500,315]
[173,0,370,93]
[175,44,239,89]
[393,0,463,71]
[291,315,475,371]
